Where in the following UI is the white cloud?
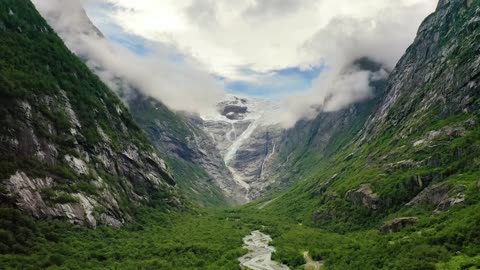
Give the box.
[33,0,437,126]
[32,0,225,115]
[100,0,436,81]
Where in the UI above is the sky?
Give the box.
[33,0,437,127]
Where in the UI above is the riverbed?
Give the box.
[239,230,289,270]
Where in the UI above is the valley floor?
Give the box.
[1,197,480,270]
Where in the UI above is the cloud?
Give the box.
[184,0,219,28]
[243,0,312,18]
[100,0,435,80]
[267,0,437,128]
[33,0,437,127]
[32,0,225,115]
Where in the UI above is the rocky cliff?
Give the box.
[198,96,285,201]
[365,0,480,140]
[0,0,180,227]
[30,0,243,207]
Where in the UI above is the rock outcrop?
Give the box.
[407,182,466,212]
[381,217,419,234]
[346,184,381,210]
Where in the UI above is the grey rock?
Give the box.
[435,195,465,212]
[6,171,103,228]
[346,184,380,210]
[381,217,419,234]
[407,182,466,212]
[384,160,419,173]
[64,155,89,175]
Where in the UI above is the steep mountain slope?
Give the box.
[255,0,480,264]
[32,2,243,207]
[128,93,244,206]
[0,0,180,228]
[268,0,480,220]
[265,58,389,192]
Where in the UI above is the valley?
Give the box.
[1,0,480,269]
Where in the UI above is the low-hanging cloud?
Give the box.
[268,0,436,128]
[32,0,225,116]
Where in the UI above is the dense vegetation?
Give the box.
[0,0,150,151]
[0,208,248,269]
[1,200,479,269]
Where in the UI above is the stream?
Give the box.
[239,230,289,270]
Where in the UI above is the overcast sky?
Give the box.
[89,0,435,83]
[34,0,437,126]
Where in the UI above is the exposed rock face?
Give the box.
[364,0,480,141]
[228,124,284,200]
[219,96,248,120]
[1,97,178,228]
[222,105,248,120]
[407,182,466,212]
[413,126,467,147]
[381,217,419,234]
[346,184,381,210]
[198,96,284,201]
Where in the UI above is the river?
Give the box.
[239,230,289,270]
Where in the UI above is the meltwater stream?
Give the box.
[239,231,289,270]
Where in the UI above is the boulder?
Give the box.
[346,184,380,210]
[435,194,465,213]
[381,217,419,233]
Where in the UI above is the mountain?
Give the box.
[192,59,389,202]
[197,95,284,201]
[0,0,180,228]
[31,1,245,207]
[127,92,245,206]
[258,0,480,256]
[266,0,480,219]
[263,57,390,192]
